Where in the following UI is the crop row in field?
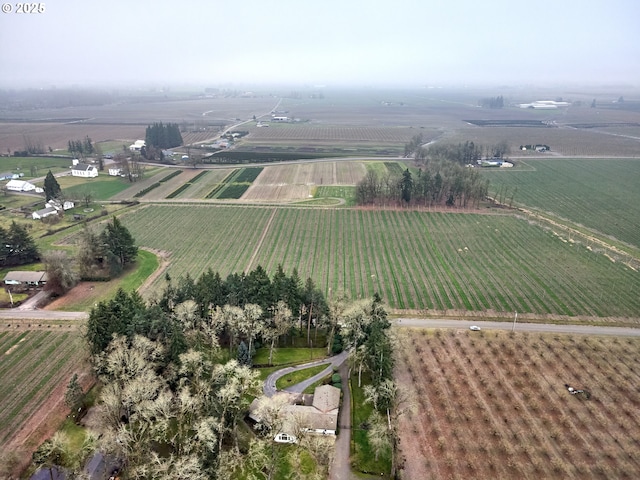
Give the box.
[203,167,263,199]
[166,170,211,198]
[482,158,640,249]
[0,330,89,451]
[395,329,640,479]
[245,125,418,143]
[123,206,640,318]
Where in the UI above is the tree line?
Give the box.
[479,95,505,108]
[356,162,489,208]
[145,122,183,149]
[67,136,94,158]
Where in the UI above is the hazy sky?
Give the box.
[1,0,638,88]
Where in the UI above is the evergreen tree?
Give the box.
[86,288,147,353]
[237,340,253,366]
[64,373,84,415]
[43,170,61,201]
[100,216,138,269]
[1,222,39,266]
[400,169,413,204]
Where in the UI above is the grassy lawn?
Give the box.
[253,347,328,366]
[275,364,328,390]
[351,372,392,476]
[314,186,356,206]
[50,249,159,311]
[58,175,135,201]
[0,157,72,179]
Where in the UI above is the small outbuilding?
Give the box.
[32,207,59,220]
[4,271,48,289]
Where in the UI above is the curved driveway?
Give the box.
[263,350,349,397]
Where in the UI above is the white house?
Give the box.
[108,167,122,176]
[129,140,146,152]
[71,164,99,178]
[249,384,341,443]
[6,179,36,192]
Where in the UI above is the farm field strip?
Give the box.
[137,169,204,200]
[244,125,417,143]
[0,331,88,448]
[123,206,640,318]
[396,330,640,479]
[482,159,640,250]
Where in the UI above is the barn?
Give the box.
[6,179,36,192]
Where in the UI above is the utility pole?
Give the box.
[512,311,518,331]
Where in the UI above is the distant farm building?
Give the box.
[519,100,571,109]
[108,167,122,176]
[129,140,146,152]
[3,271,48,289]
[71,164,99,178]
[272,115,289,122]
[46,199,74,210]
[0,172,24,181]
[6,179,36,192]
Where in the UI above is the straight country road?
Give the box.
[394,318,640,336]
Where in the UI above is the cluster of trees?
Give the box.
[479,95,505,108]
[0,221,39,267]
[403,132,425,158]
[356,163,489,208]
[112,153,145,181]
[87,265,328,359]
[44,217,138,296]
[145,122,183,149]
[81,260,395,478]
[21,134,46,155]
[67,136,94,158]
[420,140,510,163]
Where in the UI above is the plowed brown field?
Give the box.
[396,329,640,479]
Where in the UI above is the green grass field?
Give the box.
[59,175,134,201]
[122,205,640,319]
[314,186,356,206]
[0,157,72,179]
[481,158,640,249]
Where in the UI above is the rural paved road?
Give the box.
[394,318,640,336]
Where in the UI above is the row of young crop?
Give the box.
[0,330,88,449]
[396,330,640,479]
[123,206,640,316]
[166,170,210,198]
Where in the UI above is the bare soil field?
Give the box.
[0,122,144,153]
[395,329,640,479]
[242,161,367,202]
